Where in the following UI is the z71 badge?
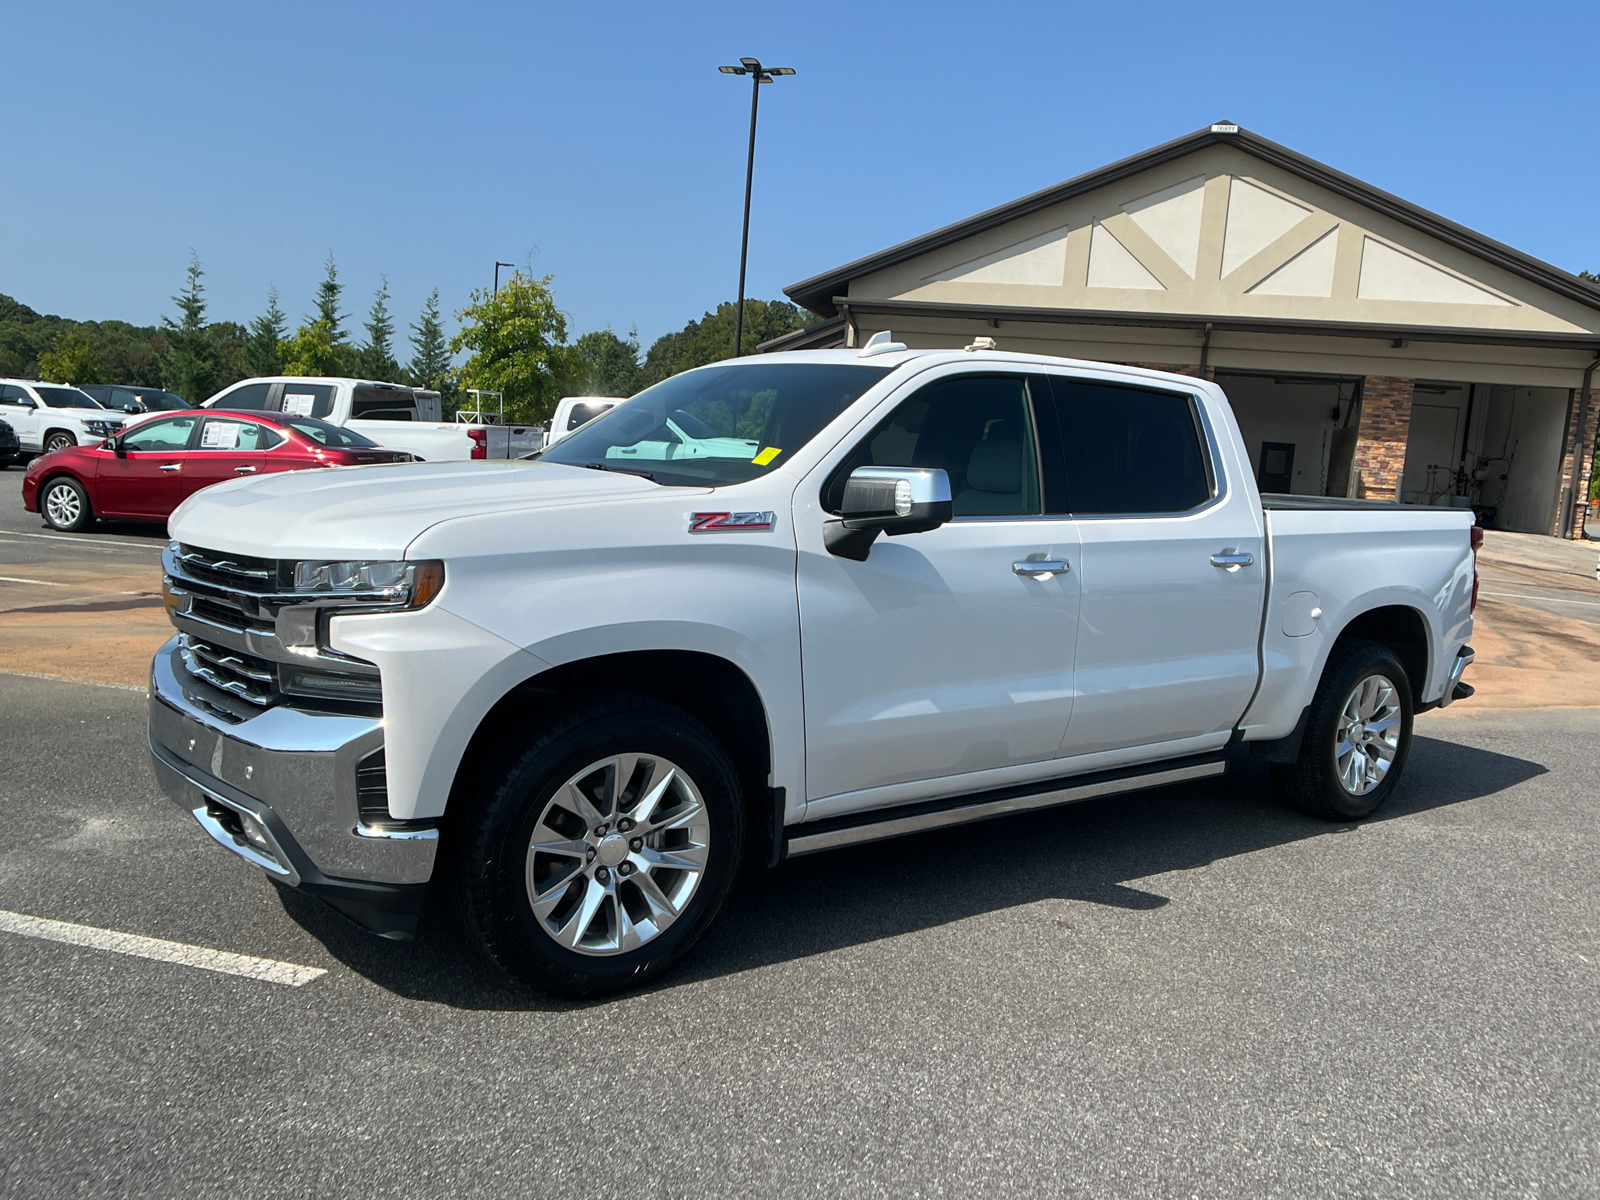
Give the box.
[688,511,776,532]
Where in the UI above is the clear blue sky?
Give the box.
[3,0,1596,352]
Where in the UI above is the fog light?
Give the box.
[238,810,273,852]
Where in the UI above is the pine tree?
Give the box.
[358,276,400,381]
[159,253,218,403]
[406,288,451,391]
[244,286,287,377]
[313,252,347,346]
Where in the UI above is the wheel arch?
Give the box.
[1329,603,1431,701]
[42,427,79,448]
[37,468,92,515]
[446,649,778,862]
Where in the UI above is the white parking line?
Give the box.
[0,576,68,585]
[0,530,164,551]
[0,909,327,987]
[1480,590,1600,608]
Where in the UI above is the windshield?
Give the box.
[36,386,105,410]
[286,417,378,448]
[140,390,190,411]
[540,363,893,486]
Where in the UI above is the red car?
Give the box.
[22,410,415,532]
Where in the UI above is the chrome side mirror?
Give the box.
[824,466,952,561]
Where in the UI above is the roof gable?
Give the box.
[788,124,1600,339]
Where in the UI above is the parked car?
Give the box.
[0,418,20,467]
[22,410,413,532]
[78,384,192,415]
[194,377,536,460]
[541,395,622,449]
[147,342,1476,996]
[0,378,125,454]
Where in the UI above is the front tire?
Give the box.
[40,475,94,532]
[1273,640,1414,821]
[43,431,77,453]
[452,694,745,997]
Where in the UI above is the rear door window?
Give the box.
[281,384,336,419]
[1042,378,1214,515]
[197,417,282,451]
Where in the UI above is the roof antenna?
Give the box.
[857,329,907,358]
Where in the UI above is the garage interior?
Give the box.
[1215,373,1571,532]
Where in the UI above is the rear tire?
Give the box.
[40,475,94,532]
[452,694,745,997]
[1273,640,1414,821]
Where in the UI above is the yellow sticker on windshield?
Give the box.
[752,447,782,466]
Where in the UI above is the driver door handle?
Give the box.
[158,463,182,472]
[1210,551,1254,568]
[1013,558,1070,577]
[234,466,258,474]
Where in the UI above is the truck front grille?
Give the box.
[175,544,278,590]
[179,634,278,707]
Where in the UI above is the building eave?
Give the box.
[834,295,1600,354]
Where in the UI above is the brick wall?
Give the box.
[1568,390,1600,538]
[1351,377,1415,501]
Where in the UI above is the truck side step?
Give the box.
[783,755,1228,858]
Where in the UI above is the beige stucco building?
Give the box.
[765,123,1600,537]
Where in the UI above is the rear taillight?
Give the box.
[468,428,487,460]
[1470,524,1482,612]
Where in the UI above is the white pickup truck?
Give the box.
[197,377,536,461]
[147,341,1477,996]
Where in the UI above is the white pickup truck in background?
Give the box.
[541,395,623,450]
[188,377,536,461]
[147,342,1476,997]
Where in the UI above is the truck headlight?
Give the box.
[290,559,444,608]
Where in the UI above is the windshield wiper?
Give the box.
[584,461,655,481]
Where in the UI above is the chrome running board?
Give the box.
[784,756,1228,858]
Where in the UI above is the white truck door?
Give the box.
[0,384,40,450]
[796,371,1081,810]
[1044,374,1266,758]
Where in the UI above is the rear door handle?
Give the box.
[1210,551,1254,568]
[158,463,181,472]
[1013,558,1070,577]
[234,466,258,474]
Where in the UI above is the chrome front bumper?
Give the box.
[148,637,437,937]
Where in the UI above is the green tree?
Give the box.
[1582,270,1600,284]
[281,320,348,377]
[450,273,567,422]
[207,321,250,393]
[160,254,219,403]
[38,327,107,385]
[358,276,400,381]
[245,287,287,377]
[558,327,642,397]
[638,299,811,388]
[314,253,348,347]
[406,287,454,401]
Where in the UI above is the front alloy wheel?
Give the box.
[43,431,76,453]
[454,695,744,997]
[41,476,93,532]
[526,753,711,955]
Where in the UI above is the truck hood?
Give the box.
[167,460,667,559]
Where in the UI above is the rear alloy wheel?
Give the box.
[1273,640,1413,821]
[454,695,744,997]
[43,431,76,453]
[40,476,93,532]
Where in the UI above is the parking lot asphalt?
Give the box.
[1,669,1596,1199]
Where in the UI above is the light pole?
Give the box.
[494,261,515,293]
[718,57,795,357]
